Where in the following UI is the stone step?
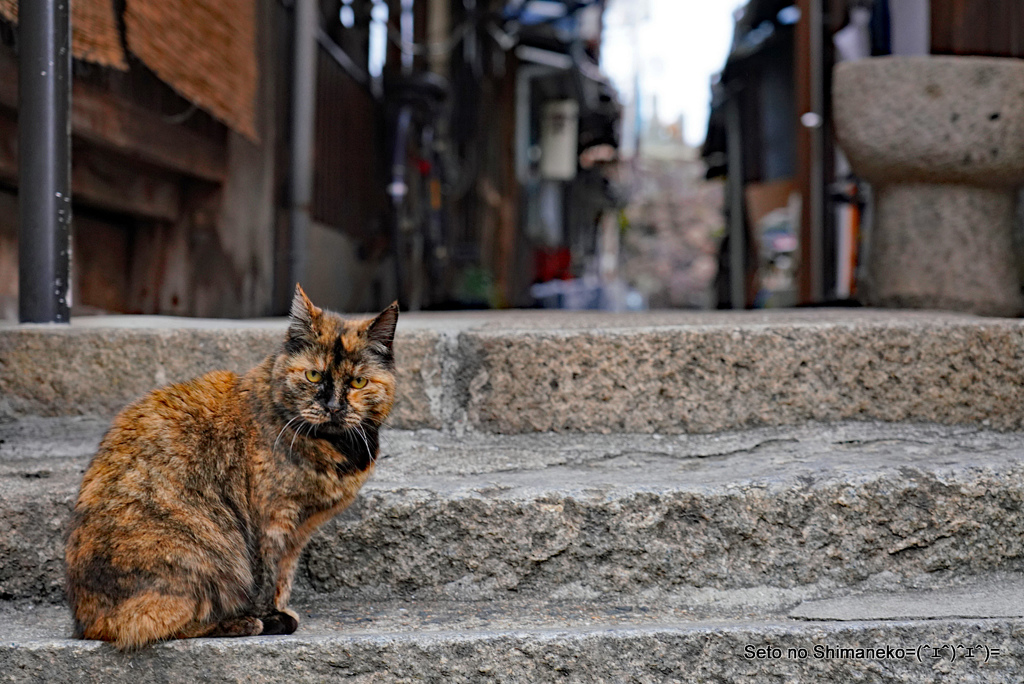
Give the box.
[2,576,1023,682]
[2,309,1024,433]
[4,418,1024,605]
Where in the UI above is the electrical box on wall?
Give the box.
[540,99,579,180]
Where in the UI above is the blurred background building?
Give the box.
[704,0,1024,310]
[0,0,621,319]
[1,0,1022,319]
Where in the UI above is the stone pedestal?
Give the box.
[833,56,1024,316]
[871,184,1020,315]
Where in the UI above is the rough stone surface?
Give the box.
[5,310,1024,433]
[5,418,1024,604]
[790,574,1024,621]
[0,323,442,429]
[311,423,1024,600]
[1,595,1021,683]
[833,56,1024,185]
[833,56,1024,316]
[461,316,1024,433]
[7,312,1024,680]
[383,331,443,429]
[866,184,1024,316]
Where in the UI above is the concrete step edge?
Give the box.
[3,309,1024,434]
[4,420,1024,604]
[1,599,1020,683]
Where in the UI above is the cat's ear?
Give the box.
[366,301,399,352]
[287,283,321,349]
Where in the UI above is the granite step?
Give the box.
[2,575,1023,683]
[4,418,1024,606]
[2,309,1024,434]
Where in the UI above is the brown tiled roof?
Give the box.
[124,0,257,140]
[1,0,257,140]
[0,0,127,69]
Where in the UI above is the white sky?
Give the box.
[602,0,746,146]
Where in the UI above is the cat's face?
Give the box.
[272,285,398,431]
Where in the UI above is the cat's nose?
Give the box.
[327,397,343,413]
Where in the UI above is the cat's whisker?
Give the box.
[353,424,365,462]
[273,415,302,455]
[355,424,373,464]
[288,419,306,459]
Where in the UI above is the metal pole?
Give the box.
[18,0,71,323]
[400,0,414,76]
[388,106,411,308]
[808,0,825,302]
[725,95,745,310]
[289,0,319,291]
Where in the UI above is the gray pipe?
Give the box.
[18,0,71,323]
[289,0,319,291]
[726,95,745,310]
[808,0,824,301]
[400,0,415,76]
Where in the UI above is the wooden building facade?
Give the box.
[705,0,1024,308]
[1,0,619,320]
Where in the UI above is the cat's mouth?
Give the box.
[301,409,360,431]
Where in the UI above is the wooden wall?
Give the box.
[0,0,281,320]
[311,50,383,245]
[932,0,1024,58]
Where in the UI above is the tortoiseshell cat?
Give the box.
[65,285,398,650]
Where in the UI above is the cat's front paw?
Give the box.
[260,609,299,635]
[207,615,264,638]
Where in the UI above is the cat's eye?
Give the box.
[350,377,368,389]
[305,370,323,383]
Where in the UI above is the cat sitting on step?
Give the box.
[65,285,397,650]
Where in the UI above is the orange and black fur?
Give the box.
[65,285,398,650]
